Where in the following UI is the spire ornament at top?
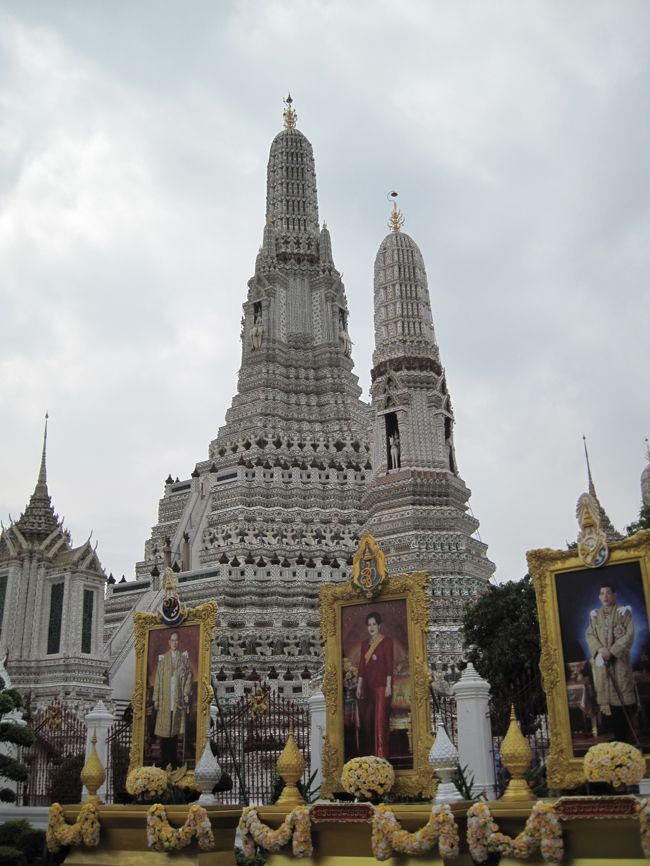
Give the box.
[283,93,297,129]
[388,195,405,233]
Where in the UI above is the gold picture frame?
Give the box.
[320,572,434,798]
[528,530,650,789]
[129,601,218,786]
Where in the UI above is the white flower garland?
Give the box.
[371,803,459,861]
[146,803,214,852]
[239,806,313,858]
[467,801,563,863]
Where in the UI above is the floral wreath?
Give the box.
[126,765,169,800]
[371,803,459,861]
[584,741,645,790]
[239,805,313,858]
[340,756,395,800]
[46,802,101,853]
[467,801,563,863]
[146,803,214,852]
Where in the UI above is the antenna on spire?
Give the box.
[387,190,405,233]
[283,93,297,129]
[38,412,49,486]
[582,434,596,497]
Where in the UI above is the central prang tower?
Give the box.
[112,99,371,697]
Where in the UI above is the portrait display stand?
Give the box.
[129,592,218,789]
[528,529,650,789]
[320,545,434,798]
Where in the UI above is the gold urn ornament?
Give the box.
[276,730,305,806]
[80,729,106,805]
[499,706,535,801]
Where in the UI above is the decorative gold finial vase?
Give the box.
[276,731,305,807]
[80,729,106,805]
[499,705,535,801]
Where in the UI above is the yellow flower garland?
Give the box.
[239,805,313,858]
[46,802,101,853]
[146,803,214,852]
[467,801,563,863]
[371,803,460,861]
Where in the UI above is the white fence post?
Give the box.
[307,690,326,794]
[83,700,115,802]
[453,663,497,800]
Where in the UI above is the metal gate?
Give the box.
[105,709,133,804]
[18,699,86,806]
[211,686,311,806]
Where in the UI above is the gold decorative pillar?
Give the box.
[80,730,106,805]
[499,705,534,801]
[276,731,305,807]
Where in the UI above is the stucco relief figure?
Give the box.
[153,632,193,768]
[389,434,401,469]
[585,582,637,743]
[250,307,264,350]
[339,327,352,357]
[356,611,394,759]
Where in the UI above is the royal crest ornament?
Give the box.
[576,493,609,568]
[159,567,187,625]
[351,531,387,599]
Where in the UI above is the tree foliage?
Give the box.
[462,577,546,736]
[625,504,650,536]
[0,679,34,804]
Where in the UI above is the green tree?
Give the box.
[462,577,546,736]
[625,504,650,536]
[0,678,34,803]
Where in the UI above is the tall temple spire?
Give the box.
[581,435,621,541]
[364,214,494,667]
[15,414,59,541]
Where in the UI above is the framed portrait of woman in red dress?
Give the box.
[320,571,434,798]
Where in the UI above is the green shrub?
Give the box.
[48,754,84,804]
[0,845,25,866]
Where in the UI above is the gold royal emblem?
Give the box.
[351,531,387,599]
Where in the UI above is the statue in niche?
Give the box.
[389,433,401,469]
[337,307,352,357]
[250,301,264,350]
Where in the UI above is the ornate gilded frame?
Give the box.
[320,572,434,798]
[528,530,650,789]
[129,601,218,785]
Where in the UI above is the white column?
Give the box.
[452,663,496,800]
[307,690,326,793]
[0,711,27,806]
[83,700,115,803]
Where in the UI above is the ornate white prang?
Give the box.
[429,722,462,802]
[194,735,221,805]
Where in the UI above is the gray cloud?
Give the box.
[1,1,649,582]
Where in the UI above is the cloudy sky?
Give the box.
[1,1,648,584]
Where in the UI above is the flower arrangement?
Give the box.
[239,805,312,858]
[126,765,169,801]
[584,741,645,790]
[343,657,358,689]
[371,803,459,861]
[467,800,563,863]
[340,756,395,801]
[46,802,101,853]
[146,803,214,852]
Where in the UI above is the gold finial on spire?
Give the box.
[283,93,297,129]
[387,191,405,233]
